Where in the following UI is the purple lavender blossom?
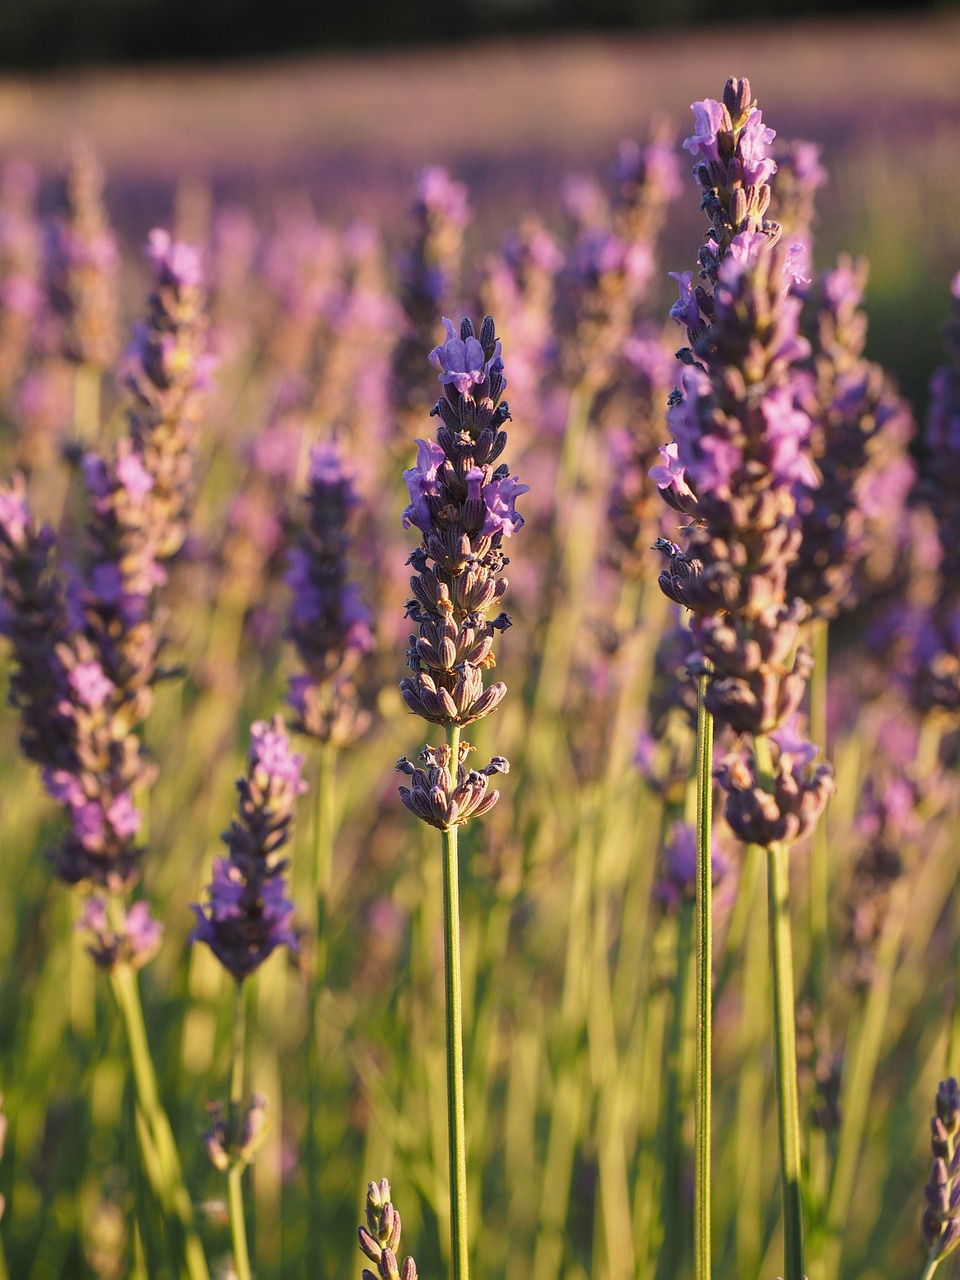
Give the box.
[788,254,917,619]
[285,439,374,745]
[121,226,211,561]
[78,896,164,971]
[191,715,305,981]
[652,76,833,846]
[397,314,523,827]
[393,166,471,420]
[654,820,728,911]
[43,140,119,370]
[922,1077,960,1264]
[912,270,960,718]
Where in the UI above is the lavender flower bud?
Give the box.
[356,1180,418,1280]
[922,1076,960,1262]
[121,228,212,561]
[285,440,374,745]
[191,715,306,981]
[393,166,471,419]
[77,896,164,971]
[43,140,119,370]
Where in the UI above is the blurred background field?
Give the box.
[0,8,959,1280]
[1,11,959,409]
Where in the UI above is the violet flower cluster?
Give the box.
[42,140,119,371]
[0,158,43,404]
[788,256,915,618]
[652,77,834,848]
[285,439,374,745]
[392,167,471,420]
[0,468,158,893]
[395,315,526,831]
[922,1077,960,1265]
[913,270,960,720]
[191,715,305,982]
[121,228,212,561]
[554,136,681,390]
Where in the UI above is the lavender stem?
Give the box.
[694,672,714,1280]
[228,980,253,1280]
[441,719,470,1280]
[767,838,805,1280]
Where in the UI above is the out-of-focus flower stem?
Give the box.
[441,719,470,1280]
[820,877,910,1280]
[108,950,210,1280]
[307,737,336,1268]
[529,380,596,729]
[73,362,101,446]
[920,1257,943,1280]
[694,673,714,1280]
[228,979,253,1280]
[756,729,805,1280]
[808,617,830,999]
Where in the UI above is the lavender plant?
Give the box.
[191,714,306,1280]
[653,77,835,1280]
[357,1179,419,1280]
[396,313,525,1280]
[42,140,119,443]
[921,1077,960,1279]
[914,271,960,724]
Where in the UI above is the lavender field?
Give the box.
[0,15,959,1280]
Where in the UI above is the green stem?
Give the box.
[228,980,253,1280]
[441,721,470,1280]
[766,839,805,1280]
[74,362,101,446]
[694,674,714,1280]
[307,739,335,1273]
[808,617,829,1002]
[920,1257,943,1280]
[109,961,210,1280]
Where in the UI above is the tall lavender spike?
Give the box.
[788,255,916,618]
[0,157,43,403]
[191,715,306,981]
[0,471,157,890]
[43,139,119,371]
[651,76,834,845]
[922,1077,960,1265]
[395,314,526,829]
[285,440,374,746]
[121,228,211,562]
[554,134,682,390]
[913,270,960,721]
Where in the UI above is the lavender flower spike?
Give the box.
[397,314,525,827]
[122,227,212,560]
[922,1077,960,1265]
[285,439,374,746]
[191,715,306,981]
[357,1179,419,1280]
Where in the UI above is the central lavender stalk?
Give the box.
[396,314,525,1280]
[651,76,835,1280]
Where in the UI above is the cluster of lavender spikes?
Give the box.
[0,230,209,901]
[191,715,305,982]
[285,440,374,745]
[652,76,834,847]
[922,1076,960,1264]
[395,315,526,830]
[357,1179,419,1280]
